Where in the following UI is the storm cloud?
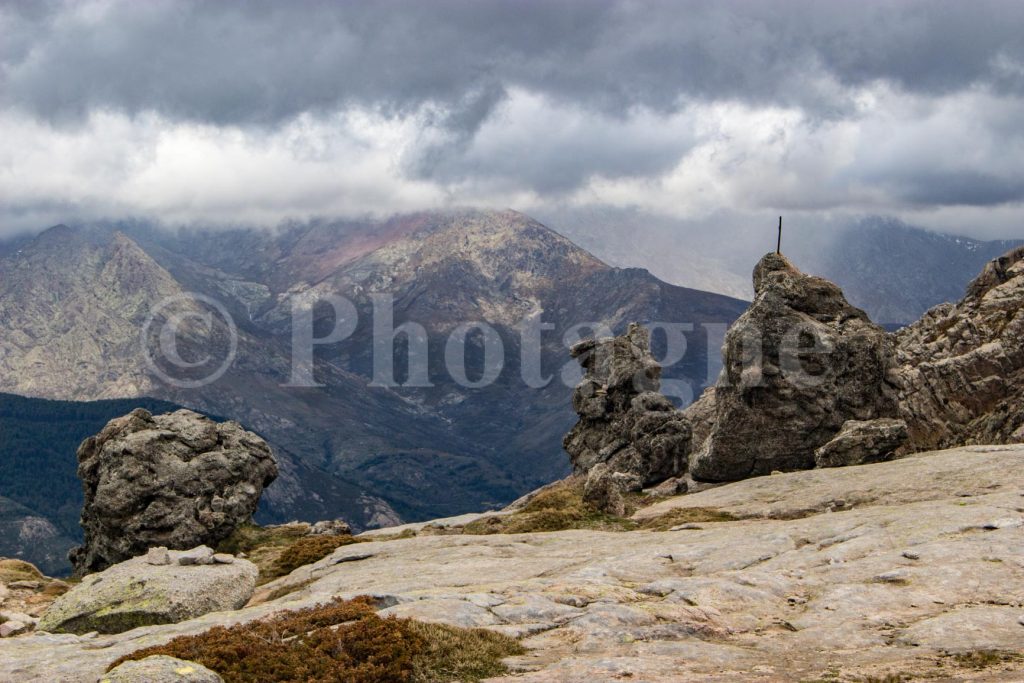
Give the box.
[1,0,1023,237]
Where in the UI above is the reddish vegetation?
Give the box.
[108,596,523,682]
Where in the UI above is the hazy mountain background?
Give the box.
[544,209,1023,325]
[0,209,749,574]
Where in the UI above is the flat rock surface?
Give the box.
[36,551,258,635]
[3,445,1024,681]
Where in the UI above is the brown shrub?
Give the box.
[271,535,358,578]
[109,596,523,683]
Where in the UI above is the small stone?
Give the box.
[145,547,171,566]
[0,610,36,624]
[983,518,1024,530]
[902,550,921,560]
[212,554,234,564]
[1017,615,1024,627]
[0,620,30,637]
[873,570,909,584]
[176,545,215,566]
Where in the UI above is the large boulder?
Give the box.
[563,324,691,502]
[894,245,1024,450]
[38,548,257,635]
[101,656,223,682]
[688,253,900,481]
[70,409,278,576]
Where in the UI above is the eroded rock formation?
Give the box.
[687,252,900,481]
[563,324,691,509]
[894,245,1024,449]
[70,409,278,575]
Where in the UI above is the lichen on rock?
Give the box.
[37,548,257,635]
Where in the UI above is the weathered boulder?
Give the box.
[101,655,223,682]
[582,464,642,517]
[895,245,1024,450]
[689,253,900,481]
[38,548,257,635]
[70,408,278,576]
[563,324,691,504]
[309,519,352,536]
[814,418,909,468]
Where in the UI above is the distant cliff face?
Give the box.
[0,210,747,532]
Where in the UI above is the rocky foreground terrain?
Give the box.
[2,444,1023,681]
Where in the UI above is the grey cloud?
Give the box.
[4,0,1024,128]
[894,171,1024,207]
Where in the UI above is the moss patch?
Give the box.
[109,596,524,683]
[463,480,635,535]
[0,558,44,584]
[637,506,739,531]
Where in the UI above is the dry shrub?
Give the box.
[271,535,358,578]
[951,649,1023,670]
[108,596,523,683]
[216,524,362,583]
[405,620,525,682]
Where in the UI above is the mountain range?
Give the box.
[0,210,747,562]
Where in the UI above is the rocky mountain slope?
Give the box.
[0,211,747,531]
[4,444,1023,681]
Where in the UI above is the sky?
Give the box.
[2,0,1024,239]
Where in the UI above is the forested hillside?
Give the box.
[0,393,180,545]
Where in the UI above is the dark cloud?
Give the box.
[3,0,1023,128]
[1,0,1023,237]
[894,171,1024,207]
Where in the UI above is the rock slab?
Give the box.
[100,655,223,682]
[70,408,278,575]
[38,549,258,635]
